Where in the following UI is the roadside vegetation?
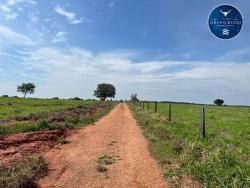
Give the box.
[0,156,47,188]
[130,102,250,187]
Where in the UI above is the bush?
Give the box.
[72,97,82,100]
[53,97,59,100]
[1,95,9,98]
[0,156,47,188]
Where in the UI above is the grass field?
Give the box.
[0,97,95,120]
[0,97,115,135]
[130,102,250,187]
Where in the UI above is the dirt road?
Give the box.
[39,103,169,188]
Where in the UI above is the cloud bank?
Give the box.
[0,46,247,105]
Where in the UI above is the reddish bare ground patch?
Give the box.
[0,104,109,166]
[0,130,68,165]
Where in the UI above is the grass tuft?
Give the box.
[96,165,108,173]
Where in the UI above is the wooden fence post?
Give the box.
[147,101,149,110]
[143,101,144,110]
[200,107,206,138]
[154,102,158,113]
[169,103,172,122]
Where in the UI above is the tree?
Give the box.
[94,83,116,101]
[130,93,138,102]
[214,99,224,106]
[17,83,36,98]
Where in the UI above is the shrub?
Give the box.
[72,97,82,100]
[1,95,9,98]
[0,156,47,188]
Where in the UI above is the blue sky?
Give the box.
[0,0,250,105]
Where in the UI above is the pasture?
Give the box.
[0,97,94,120]
[0,97,115,135]
[130,102,250,187]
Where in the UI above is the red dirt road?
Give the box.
[39,103,169,188]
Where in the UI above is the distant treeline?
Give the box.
[137,100,250,108]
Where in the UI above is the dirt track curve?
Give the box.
[39,103,169,188]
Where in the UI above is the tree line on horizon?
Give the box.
[2,82,225,106]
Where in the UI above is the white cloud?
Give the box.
[54,5,90,25]
[0,24,35,45]
[14,46,250,104]
[0,0,36,20]
[52,31,67,43]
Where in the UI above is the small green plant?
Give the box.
[37,119,50,129]
[97,155,116,165]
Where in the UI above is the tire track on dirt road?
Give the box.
[39,103,169,188]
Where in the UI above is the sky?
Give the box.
[0,0,250,105]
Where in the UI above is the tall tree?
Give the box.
[94,83,116,101]
[130,93,138,102]
[17,83,36,98]
[214,99,224,106]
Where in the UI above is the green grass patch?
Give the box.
[0,100,116,135]
[0,97,99,121]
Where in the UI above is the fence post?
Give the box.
[169,103,172,122]
[143,101,145,110]
[200,107,206,138]
[147,101,149,110]
[154,102,158,113]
